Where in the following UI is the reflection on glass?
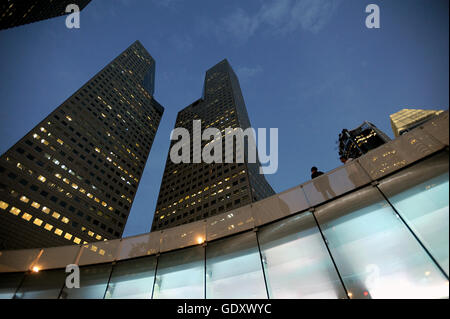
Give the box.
[14,269,65,299]
[382,173,449,275]
[316,187,449,299]
[104,256,157,299]
[344,161,366,187]
[60,264,112,299]
[206,231,267,299]
[258,213,347,299]
[0,273,24,299]
[153,246,204,299]
[312,174,336,200]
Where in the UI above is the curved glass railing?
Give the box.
[0,111,448,299]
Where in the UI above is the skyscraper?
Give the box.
[390,108,445,137]
[151,59,274,231]
[0,41,164,250]
[0,1,91,31]
[338,121,391,160]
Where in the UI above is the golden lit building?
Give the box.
[390,109,444,137]
[0,41,164,250]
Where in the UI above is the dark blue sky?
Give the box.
[0,0,448,237]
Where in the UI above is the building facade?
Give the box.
[0,41,164,249]
[0,1,91,31]
[390,108,444,137]
[152,59,274,231]
[338,121,391,160]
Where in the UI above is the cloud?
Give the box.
[211,0,342,43]
[150,0,180,8]
[221,8,260,43]
[168,34,193,52]
[236,65,263,79]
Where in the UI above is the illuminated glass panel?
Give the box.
[315,186,449,299]
[385,174,449,274]
[153,246,204,299]
[0,273,24,299]
[14,269,65,299]
[378,154,449,276]
[258,213,347,299]
[60,264,112,299]
[206,231,267,299]
[104,256,157,299]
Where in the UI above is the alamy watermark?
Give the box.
[169,120,278,174]
[366,4,380,29]
[65,4,81,29]
[65,264,80,288]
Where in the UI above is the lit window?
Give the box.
[20,196,29,203]
[52,212,60,219]
[65,115,72,121]
[55,173,62,179]
[71,183,78,189]
[61,217,69,224]
[40,127,47,132]
[64,233,73,240]
[0,201,9,210]
[42,206,50,214]
[10,207,21,215]
[41,139,49,146]
[31,202,40,209]
[54,228,63,236]
[37,175,46,183]
[33,133,40,139]
[87,193,93,199]
[88,231,94,237]
[73,237,81,244]
[44,223,53,231]
[33,218,43,226]
[95,147,101,153]
[63,178,70,184]
[95,235,102,240]
[22,213,32,221]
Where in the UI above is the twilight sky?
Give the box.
[0,0,448,237]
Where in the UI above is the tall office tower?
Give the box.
[0,41,164,250]
[338,121,391,160]
[152,59,274,231]
[390,108,445,137]
[0,1,91,31]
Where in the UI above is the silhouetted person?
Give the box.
[310,166,336,200]
[311,166,324,179]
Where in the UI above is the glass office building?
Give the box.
[0,0,92,31]
[339,121,391,160]
[151,60,275,232]
[0,111,448,299]
[0,41,164,250]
